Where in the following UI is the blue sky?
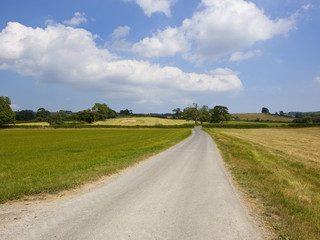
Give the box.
[0,0,319,113]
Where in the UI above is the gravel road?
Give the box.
[0,128,267,240]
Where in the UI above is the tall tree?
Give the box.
[0,96,15,126]
[183,103,200,124]
[210,105,231,123]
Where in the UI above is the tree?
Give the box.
[0,96,15,126]
[92,103,117,120]
[77,109,97,123]
[36,108,50,119]
[183,103,200,124]
[172,108,182,119]
[198,105,210,124]
[279,111,284,116]
[261,107,270,114]
[210,105,231,123]
[119,109,133,115]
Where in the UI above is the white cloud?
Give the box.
[111,26,130,39]
[314,76,320,83]
[229,50,262,62]
[63,12,87,26]
[128,0,177,17]
[131,0,296,61]
[0,22,242,104]
[132,27,188,57]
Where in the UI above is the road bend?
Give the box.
[0,128,264,240]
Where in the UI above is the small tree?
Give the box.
[279,111,284,116]
[261,107,270,114]
[0,96,15,126]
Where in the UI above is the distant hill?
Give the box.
[231,113,293,122]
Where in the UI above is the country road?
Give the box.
[0,128,267,240]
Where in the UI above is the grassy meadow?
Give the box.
[0,128,191,203]
[204,127,320,240]
[92,117,190,126]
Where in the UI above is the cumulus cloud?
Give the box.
[132,27,188,57]
[128,0,177,17]
[229,50,262,62]
[0,22,242,104]
[63,12,87,26]
[131,0,296,61]
[314,76,320,83]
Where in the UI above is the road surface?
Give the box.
[0,128,266,240]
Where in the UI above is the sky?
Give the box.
[0,0,319,114]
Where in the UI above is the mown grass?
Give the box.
[204,128,320,240]
[92,117,190,126]
[0,128,191,204]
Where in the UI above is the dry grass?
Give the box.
[204,127,320,240]
[232,113,293,122]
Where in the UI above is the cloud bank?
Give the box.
[0,22,242,103]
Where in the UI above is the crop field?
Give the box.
[0,128,191,203]
[231,113,293,122]
[13,122,50,126]
[92,117,190,126]
[204,127,320,240]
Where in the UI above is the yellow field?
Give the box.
[231,113,293,122]
[92,117,190,126]
[14,122,50,126]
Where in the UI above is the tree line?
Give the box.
[172,103,231,124]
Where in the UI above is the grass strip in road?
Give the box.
[204,128,320,240]
[0,128,191,204]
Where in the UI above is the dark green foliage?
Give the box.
[92,103,116,120]
[0,96,15,126]
[119,109,133,115]
[261,107,270,114]
[15,110,36,121]
[77,109,98,123]
[210,105,231,123]
[36,108,50,119]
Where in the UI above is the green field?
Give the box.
[92,117,190,126]
[204,127,320,240]
[0,128,191,203]
[231,113,293,122]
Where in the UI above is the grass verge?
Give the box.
[0,128,191,204]
[204,128,320,240]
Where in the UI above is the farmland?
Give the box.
[92,117,190,126]
[0,128,191,203]
[204,127,320,240]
